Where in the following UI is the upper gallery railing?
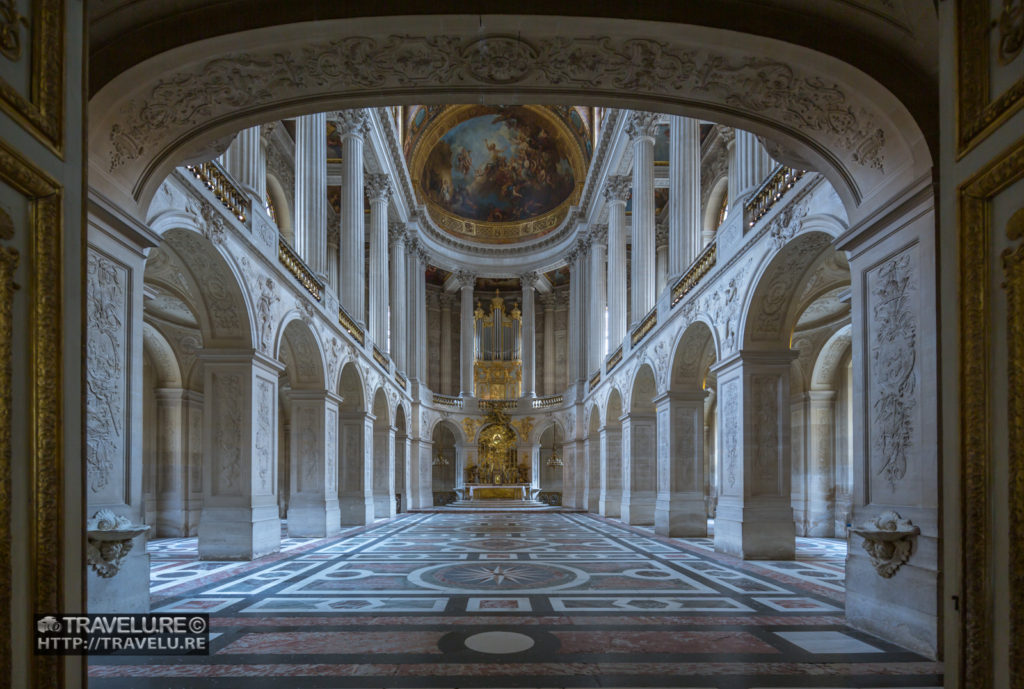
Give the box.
[672,243,717,307]
[277,239,323,301]
[186,161,250,223]
[744,165,805,228]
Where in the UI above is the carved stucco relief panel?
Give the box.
[86,251,128,501]
[212,372,243,496]
[866,249,919,504]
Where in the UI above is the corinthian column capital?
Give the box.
[335,109,370,138]
[625,111,659,141]
[603,176,631,204]
[365,173,392,203]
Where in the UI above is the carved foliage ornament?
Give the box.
[108,35,886,173]
[870,253,917,489]
[850,510,919,578]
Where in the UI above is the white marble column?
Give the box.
[654,391,708,536]
[198,351,284,560]
[732,129,773,211]
[620,412,657,525]
[604,177,630,350]
[286,391,342,537]
[405,239,423,381]
[415,247,429,379]
[569,237,590,381]
[655,223,669,296]
[587,229,607,373]
[626,112,658,323]
[440,292,454,394]
[222,125,267,203]
[456,270,475,396]
[294,113,327,277]
[388,222,408,368]
[520,272,539,398]
[669,115,702,272]
[337,109,369,322]
[365,173,391,349]
[541,293,556,395]
[711,350,798,559]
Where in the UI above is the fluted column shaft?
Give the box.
[293,114,327,276]
[223,125,267,202]
[388,225,407,367]
[440,293,453,395]
[457,273,475,396]
[669,116,701,272]
[605,176,630,351]
[588,233,607,373]
[521,274,538,398]
[542,294,555,395]
[628,113,658,322]
[339,111,368,322]
[568,241,588,382]
[732,130,772,210]
[405,241,422,380]
[366,174,391,348]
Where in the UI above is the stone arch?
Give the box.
[739,230,837,349]
[529,416,566,446]
[265,173,293,243]
[337,361,367,413]
[703,176,729,235]
[89,15,930,226]
[141,322,183,388]
[371,388,393,519]
[536,420,565,493]
[276,316,326,390]
[151,228,255,349]
[623,363,658,525]
[431,419,461,498]
[670,320,718,391]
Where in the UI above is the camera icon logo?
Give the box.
[37,616,61,633]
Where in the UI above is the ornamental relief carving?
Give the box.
[255,379,275,493]
[326,408,338,492]
[298,406,318,490]
[106,34,889,177]
[722,379,739,490]
[173,231,245,338]
[677,406,696,490]
[869,253,917,489]
[86,252,127,495]
[214,373,243,494]
[752,375,779,487]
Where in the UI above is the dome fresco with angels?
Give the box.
[407,105,590,244]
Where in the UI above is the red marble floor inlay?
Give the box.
[552,630,780,655]
[218,631,446,654]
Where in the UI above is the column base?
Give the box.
[600,489,622,518]
[287,498,341,537]
[621,491,656,525]
[713,497,795,559]
[655,493,707,536]
[339,493,374,526]
[198,505,281,560]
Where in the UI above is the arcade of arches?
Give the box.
[4,3,1023,688]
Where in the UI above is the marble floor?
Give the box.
[88,512,943,688]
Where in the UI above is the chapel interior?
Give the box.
[2,2,1022,688]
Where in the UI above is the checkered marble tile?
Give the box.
[88,512,941,688]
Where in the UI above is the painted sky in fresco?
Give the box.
[421,108,575,223]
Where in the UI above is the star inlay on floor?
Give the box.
[88,512,943,688]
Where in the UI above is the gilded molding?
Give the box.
[1002,204,1024,689]
[0,208,16,683]
[958,135,1024,689]
[956,0,1024,156]
[0,137,63,689]
[0,0,64,155]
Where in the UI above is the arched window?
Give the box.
[716,192,729,228]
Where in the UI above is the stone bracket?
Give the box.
[86,509,150,579]
[849,510,920,578]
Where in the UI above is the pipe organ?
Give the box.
[474,292,522,399]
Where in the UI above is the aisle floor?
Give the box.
[87,512,943,688]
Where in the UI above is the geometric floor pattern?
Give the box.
[88,512,943,688]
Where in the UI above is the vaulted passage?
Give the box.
[88,513,941,687]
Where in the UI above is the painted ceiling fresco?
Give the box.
[420,107,576,224]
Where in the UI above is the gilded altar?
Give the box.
[465,408,530,486]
